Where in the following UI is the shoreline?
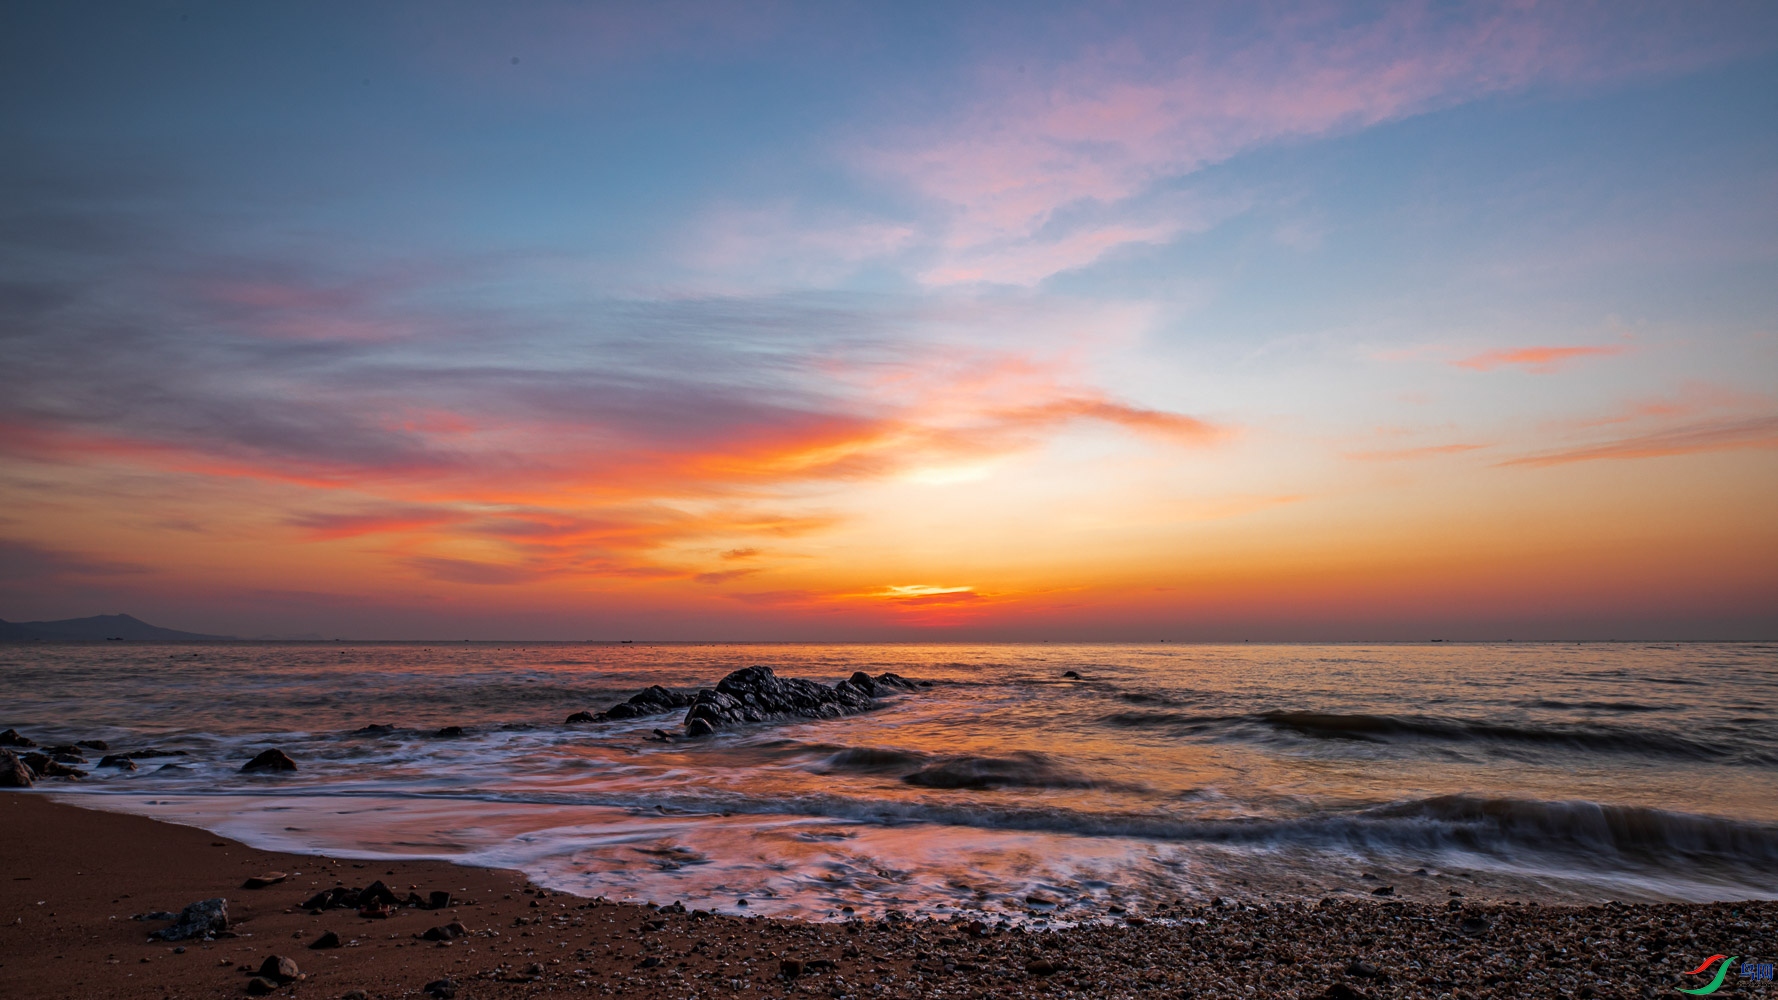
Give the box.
[5,793,1773,999]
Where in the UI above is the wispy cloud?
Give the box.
[1346,443,1491,462]
[855,3,1760,285]
[1500,415,1778,467]
[1454,345,1626,373]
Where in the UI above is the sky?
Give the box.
[1,1,1775,641]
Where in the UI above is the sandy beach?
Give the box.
[4,793,1772,1000]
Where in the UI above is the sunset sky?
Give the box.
[2,2,1775,640]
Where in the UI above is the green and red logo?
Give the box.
[1678,955,1737,995]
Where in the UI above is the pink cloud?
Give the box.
[1453,345,1627,373]
[860,3,1761,285]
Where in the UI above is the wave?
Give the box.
[901,752,1098,790]
[1254,711,1738,759]
[1523,700,1663,713]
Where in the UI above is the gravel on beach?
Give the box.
[3,793,1771,1000]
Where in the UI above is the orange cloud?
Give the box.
[1344,443,1490,462]
[1453,345,1625,373]
[1500,415,1778,467]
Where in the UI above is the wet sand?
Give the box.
[3,793,1772,1000]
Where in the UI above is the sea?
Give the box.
[4,641,1776,921]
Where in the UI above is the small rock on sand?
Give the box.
[423,978,457,999]
[245,976,279,995]
[242,872,287,889]
[308,930,341,949]
[257,954,301,983]
[152,898,229,941]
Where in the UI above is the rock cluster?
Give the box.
[566,684,694,723]
[682,667,921,736]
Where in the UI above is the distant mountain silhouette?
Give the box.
[0,613,232,641]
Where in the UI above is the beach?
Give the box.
[5,793,1773,1000]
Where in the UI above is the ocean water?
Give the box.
[3,641,1776,920]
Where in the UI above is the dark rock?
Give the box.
[586,684,696,722]
[257,955,300,983]
[25,753,87,779]
[355,724,395,734]
[0,728,35,747]
[1026,959,1060,976]
[1370,885,1394,896]
[429,890,452,909]
[1460,914,1489,934]
[637,956,662,969]
[245,976,279,995]
[434,726,464,738]
[1062,670,1082,679]
[98,754,138,770]
[0,750,33,787]
[240,748,296,773]
[683,666,917,732]
[423,978,458,999]
[308,930,341,949]
[564,710,596,723]
[356,880,399,907]
[77,739,109,751]
[421,922,468,941]
[779,958,805,978]
[151,898,228,941]
[1320,985,1373,1000]
[242,873,287,889]
[684,718,715,738]
[342,991,368,1000]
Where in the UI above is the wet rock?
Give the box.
[433,726,464,738]
[420,922,468,941]
[779,957,805,978]
[564,710,596,723]
[242,872,287,889]
[423,978,458,998]
[637,956,661,968]
[591,684,695,722]
[354,724,395,735]
[245,976,279,995]
[0,750,33,787]
[1026,959,1061,976]
[257,955,301,983]
[1460,914,1490,934]
[1370,885,1394,896]
[1319,985,1374,1000]
[98,754,138,770]
[308,930,341,949]
[240,748,297,772]
[22,752,85,778]
[77,739,109,751]
[0,728,35,747]
[1062,670,1082,679]
[682,666,914,732]
[684,718,715,738]
[151,898,228,941]
[429,890,452,909]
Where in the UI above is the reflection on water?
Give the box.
[5,641,1777,917]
